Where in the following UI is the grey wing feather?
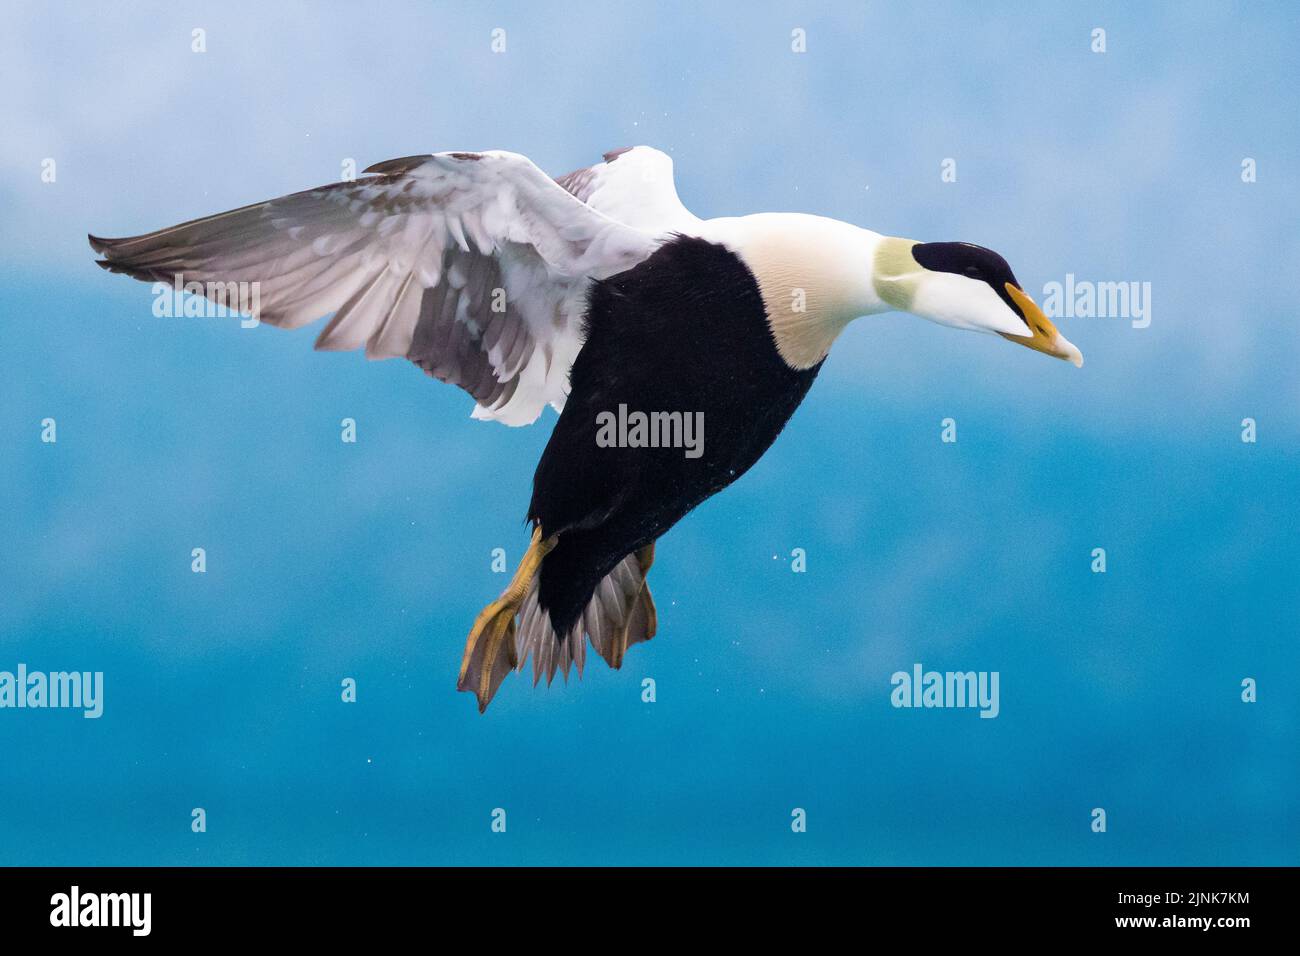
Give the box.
[91,150,657,426]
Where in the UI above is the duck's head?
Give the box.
[875,238,1083,367]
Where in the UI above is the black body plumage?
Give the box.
[528,235,823,637]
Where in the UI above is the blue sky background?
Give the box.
[0,1,1296,865]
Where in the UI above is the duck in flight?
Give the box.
[90,145,1082,712]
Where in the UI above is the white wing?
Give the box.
[91,150,658,426]
[555,146,701,235]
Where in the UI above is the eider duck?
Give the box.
[90,146,1082,711]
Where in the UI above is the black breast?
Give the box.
[528,234,822,634]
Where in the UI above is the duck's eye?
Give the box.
[964,265,981,278]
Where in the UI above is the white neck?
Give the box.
[694,213,894,369]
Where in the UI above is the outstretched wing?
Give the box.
[90,150,658,426]
[555,145,701,234]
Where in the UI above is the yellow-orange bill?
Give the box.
[1001,282,1083,368]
